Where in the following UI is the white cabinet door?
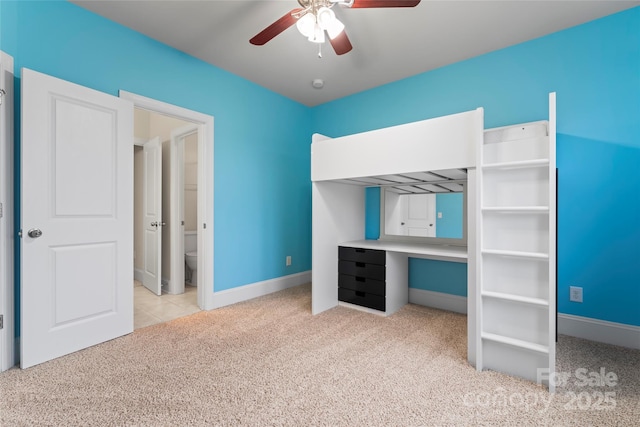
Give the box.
[21,68,133,369]
[142,136,162,295]
[401,193,436,237]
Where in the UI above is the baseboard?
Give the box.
[134,269,173,293]
[558,313,640,350]
[133,268,144,283]
[409,288,467,314]
[211,271,312,310]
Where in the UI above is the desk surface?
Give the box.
[340,240,468,262]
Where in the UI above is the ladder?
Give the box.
[476,93,557,391]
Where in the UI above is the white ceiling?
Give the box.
[71,0,639,106]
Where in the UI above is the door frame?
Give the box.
[0,51,15,371]
[120,91,215,310]
[169,123,199,297]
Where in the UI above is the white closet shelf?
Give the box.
[482,159,549,170]
[481,332,549,354]
[481,291,549,307]
[481,249,549,260]
[481,206,549,213]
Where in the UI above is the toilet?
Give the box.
[185,251,197,286]
[184,232,197,287]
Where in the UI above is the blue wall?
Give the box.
[410,259,467,297]
[435,193,463,239]
[0,1,313,296]
[364,187,380,239]
[313,7,640,327]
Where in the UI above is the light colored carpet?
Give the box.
[1,283,638,426]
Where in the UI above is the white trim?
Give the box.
[409,288,468,314]
[120,90,215,310]
[133,268,144,283]
[0,51,15,371]
[169,124,198,296]
[558,313,640,350]
[211,271,311,310]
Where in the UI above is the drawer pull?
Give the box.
[355,248,365,253]
[355,291,366,297]
[355,262,365,267]
[355,277,365,282]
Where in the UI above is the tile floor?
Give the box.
[134,280,200,330]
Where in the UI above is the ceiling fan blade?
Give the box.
[350,0,420,7]
[329,31,353,55]
[250,8,304,46]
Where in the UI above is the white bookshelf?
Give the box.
[476,93,557,391]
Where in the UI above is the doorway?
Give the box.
[123,90,215,327]
[0,69,215,369]
[132,113,200,329]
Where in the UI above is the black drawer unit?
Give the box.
[338,246,386,311]
[338,288,385,312]
[338,246,385,265]
[338,260,385,281]
[338,274,385,296]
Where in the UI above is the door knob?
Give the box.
[27,228,43,238]
[151,221,157,227]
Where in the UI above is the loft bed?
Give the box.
[310,94,556,390]
[311,108,482,312]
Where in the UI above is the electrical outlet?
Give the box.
[570,286,583,303]
[286,256,291,267]
[437,212,443,219]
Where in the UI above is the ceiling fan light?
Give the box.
[296,13,315,38]
[308,22,326,44]
[317,7,336,30]
[326,17,345,39]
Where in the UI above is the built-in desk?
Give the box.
[337,240,468,316]
[340,240,468,263]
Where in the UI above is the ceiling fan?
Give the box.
[250,0,421,56]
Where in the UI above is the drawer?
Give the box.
[338,260,385,281]
[338,246,385,266]
[338,274,385,296]
[338,288,385,312]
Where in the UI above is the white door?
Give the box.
[21,68,133,369]
[0,51,15,372]
[142,137,162,295]
[401,193,436,237]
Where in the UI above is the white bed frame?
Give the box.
[311,94,556,390]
